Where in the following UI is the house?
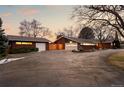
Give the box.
[52,36,112,51]
[7,35,50,52]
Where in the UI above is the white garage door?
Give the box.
[65,43,77,50]
[36,43,46,52]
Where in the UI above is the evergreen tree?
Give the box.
[0,18,8,57]
[112,31,120,49]
[78,27,95,39]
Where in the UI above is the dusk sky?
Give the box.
[0,5,77,41]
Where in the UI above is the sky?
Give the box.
[0,5,77,41]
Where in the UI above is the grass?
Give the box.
[108,52,124,70]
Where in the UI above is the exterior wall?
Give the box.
[97,43,112,49]
[78,43,97,51]
[46,42,49,50]
[78,42,112,51]
[65,43,77,50]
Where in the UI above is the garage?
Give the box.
[36,43,46,52]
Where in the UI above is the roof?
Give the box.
[7,35,50,43]
[54,36,112,44]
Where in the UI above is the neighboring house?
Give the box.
[7,35,50,52]
[53,36,112,51]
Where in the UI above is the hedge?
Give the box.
[9,47,39,54]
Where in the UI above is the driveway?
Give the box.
[0,49,124,87]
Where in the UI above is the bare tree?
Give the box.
[63,26,74,37]
[55,25,81,38]
[92,23,115,48]
[71,5,124,38]
[55,31,66,39]
[40,27,51,37]
[93,25,114,42]
[19,20,31,37]
[30,19,42,38]
[19,19,51,38]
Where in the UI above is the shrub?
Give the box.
[0,53,5,58]
[0,48,8,59]
[9,47,39,54]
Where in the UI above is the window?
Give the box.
[16,42,22,45]
[81,43,95,45]
[16,42,32,45]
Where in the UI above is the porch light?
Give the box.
[69,41,72,44]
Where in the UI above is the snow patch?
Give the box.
[0,57,25,64]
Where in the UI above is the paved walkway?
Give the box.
[0,49,124,86]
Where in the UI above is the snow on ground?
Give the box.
[0,57,25,64]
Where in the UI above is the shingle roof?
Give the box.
[54,36,112,44]
[64,36,98,44]
[7,35,50,43]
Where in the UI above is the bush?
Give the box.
[0,53,6,59]
[0,48,8,59]
[9,47,39,54]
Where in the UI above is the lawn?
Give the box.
[108,52,124,70]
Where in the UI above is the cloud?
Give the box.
[3,22,19,35]
[0,12,12,17]
[19,8,40,16]
[45,6,65,11]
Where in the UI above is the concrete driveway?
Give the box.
[0,49,124,87]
